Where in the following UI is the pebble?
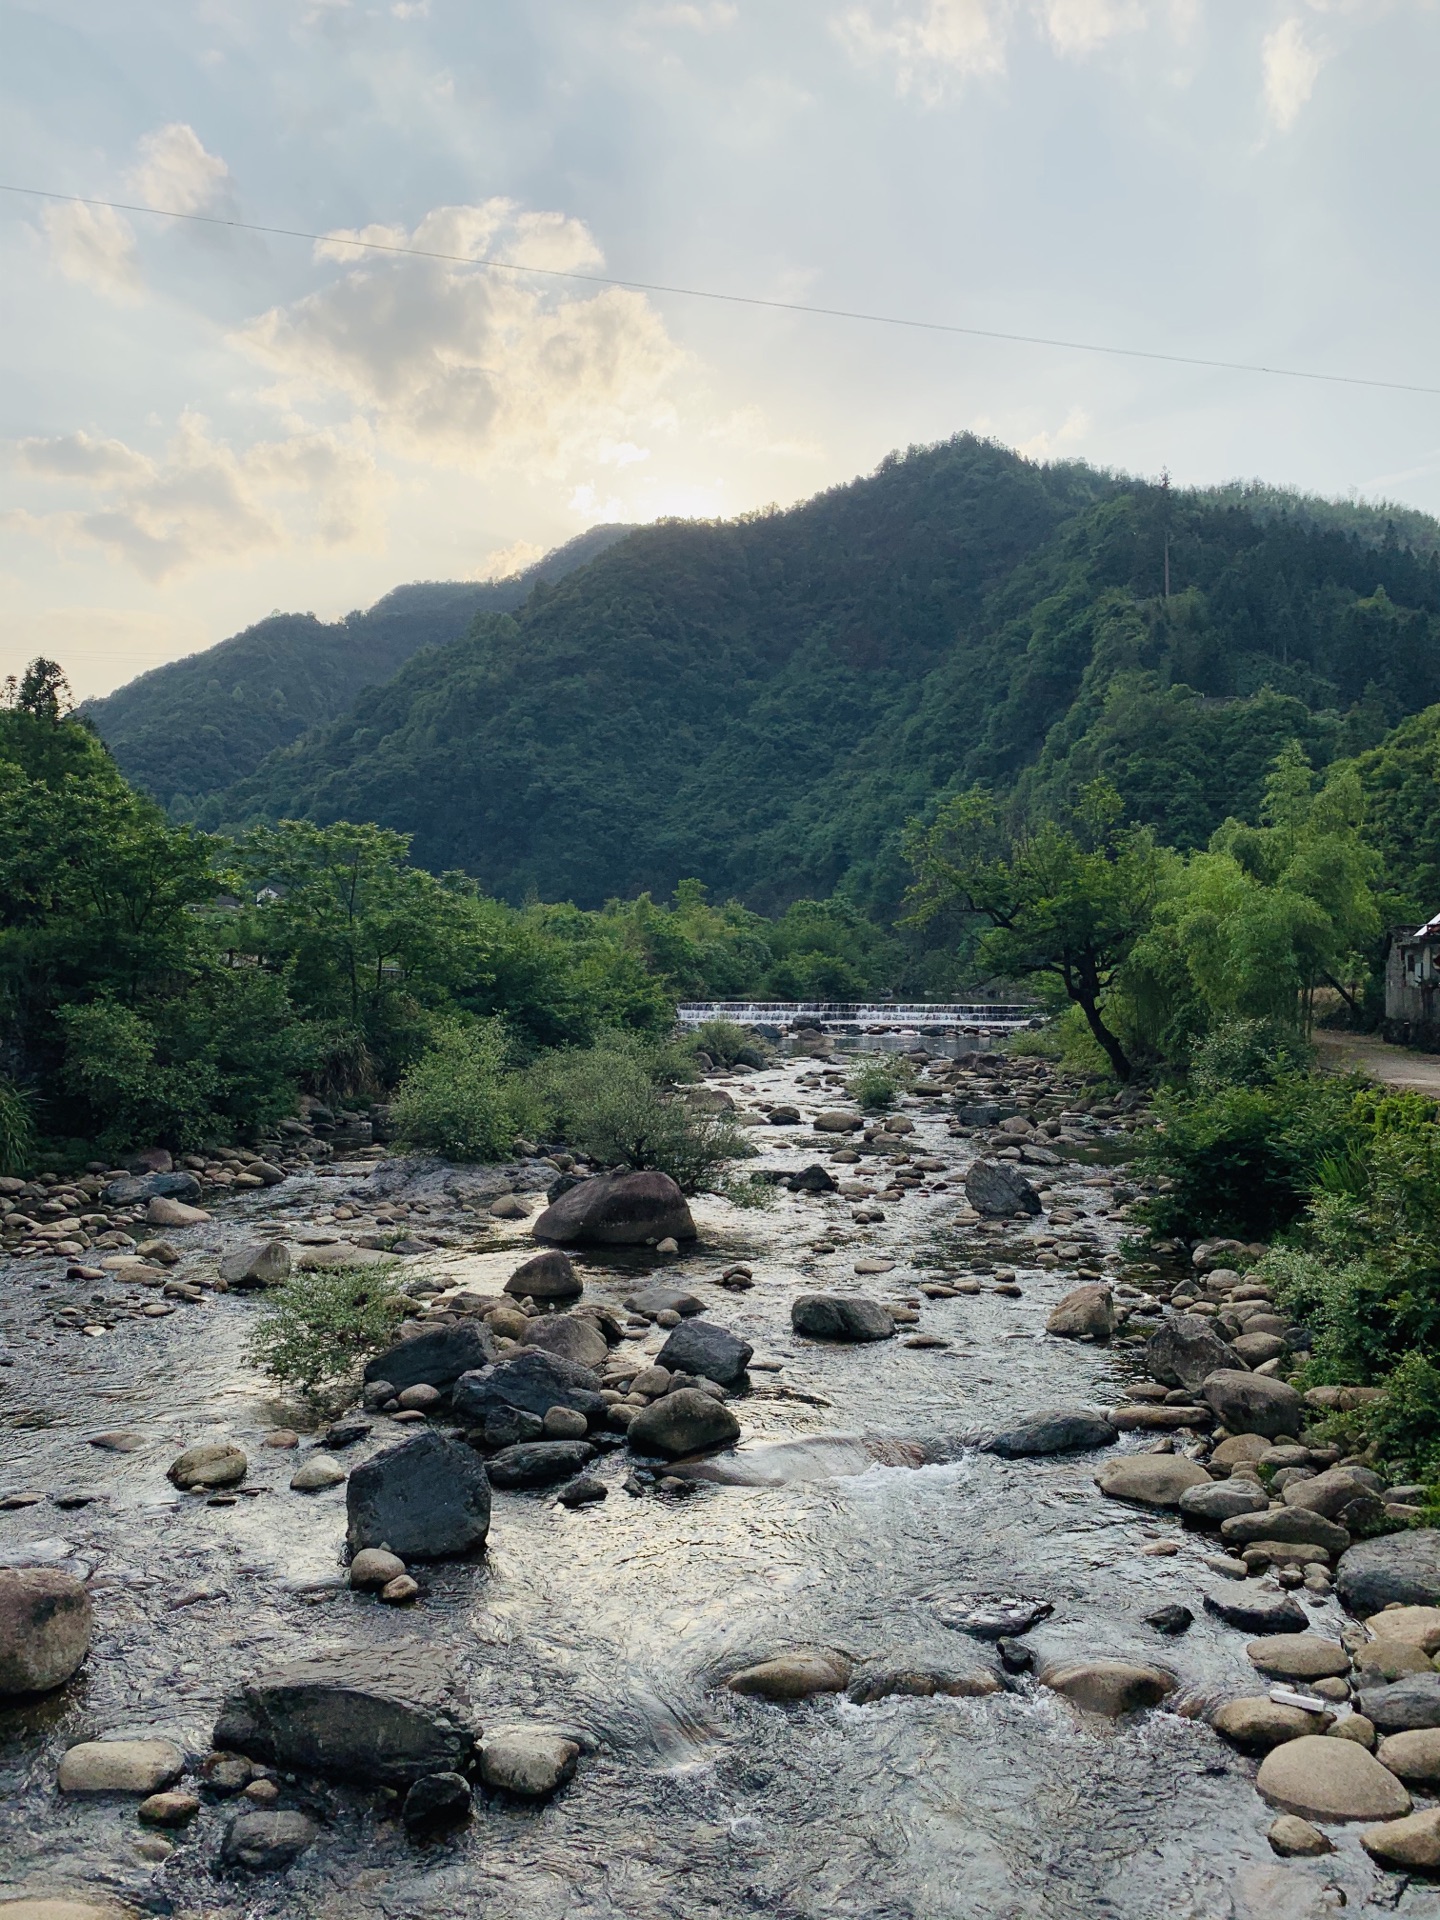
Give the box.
[138,1789,199,1827]
[380,1574,420,1604]
[1268,1814,1334,1857]
[290,1455,348,1492]
[349,1548,406,1590]
[58,1738,183,1794]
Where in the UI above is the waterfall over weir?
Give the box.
[675,1000,1037,1033]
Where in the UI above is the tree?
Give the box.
[904,779,1163,1079]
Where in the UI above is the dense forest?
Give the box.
[112,434,1440,918]
[81,526,632,811]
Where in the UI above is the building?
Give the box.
[1385,914,1440,1048]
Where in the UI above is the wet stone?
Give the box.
[479,1729,580,1797]
[403,1770,472,1834]
[58,1739,183,1794]
[221,1809,318,1872]
[728,1651,852,1700]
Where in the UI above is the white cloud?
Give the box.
[41,201,143,302]
[474,537,545,579]
[836,0,1009,98]
[640,2,740,28]
[238,200,688,478]
[8,415,384,581]
[127,122,231,215]
[1040,0,1145,56]
[1262,16,1327,129]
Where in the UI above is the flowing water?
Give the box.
[0,1058,1429,1919]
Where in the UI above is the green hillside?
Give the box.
[202,435,1440,913]
[82,525,633,810]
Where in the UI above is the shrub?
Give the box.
[846,1054,914,1112]
[527,1037,748,1192]
[1359,1352,1440,1481]
[719,1170,779,1210]
[392,1020,540,1161]
[1187,1017,1313,1093]
[690,1018,766,1070]
[0,1077,35,1174]
[246,1262,405,1401]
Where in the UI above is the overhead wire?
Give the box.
[1,180,1437,399]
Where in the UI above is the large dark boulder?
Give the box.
[625,1285,707,1319]
[1220,1507,1350,1555]
[222,1809,318,1872]
[452,1350,606,1428]
[102,1169,202,1207]
[531,1169,696,1246]
[363,1321,496,1394]
[982,1408,1117,1458]
[790,1294,895,1342]
[486,1440,597,1488]
[0,1567,93,1697]
[1338,1531,1440,1614]
[1202,1588,1309,1634]
[520,1313,609,1370]
[213,1644,478,1784]
[345,1430,491,1560]
[654,1318,753,1387]
[628,1389,741,1458]
[506,1250,582,1303]
[1146,1316,1243,1392]
[1355,1673,1440,1733]
[1200,1369,1304,1438]
[787,1164,839,1194]
[964,1161,1042,1218]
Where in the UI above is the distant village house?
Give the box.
[1386,913,1440,1047]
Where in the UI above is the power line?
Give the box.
[3,180,1437,400]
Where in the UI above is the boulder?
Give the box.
[1203,1588,1309,1634]
[1268,1816,1334,1858]
[146,1196,210,1228]
[655,1318,753,1387]
[345,1430,491,1560]
[1375,1729,1440,1784]
[218,1241,291,1290]
[813,1111,864,1133]
[1256,1735,1412,1821]
[0,1568,92,1697]
[520,1314,609,1371]
[364,1322,497,1395]
[505,1250,582,1303]
[1365,1605,1440,1655]
[214,1644,478,1784]
[624,1285,707,1319]
[628,1389,741,1459]
[402,1771,472,1834]
[349,1548,406,1591]
[102,1169,201,1207]
[168,1442,247,1490]
[1337,1531,1440,1614]
[531,1170,696,1247]
[1220,1508,1350,1555]
[788,1164,839,1193]
[790,1294,895,1343]
[296,1241,389,1270]
[1145,1316,1242,1392]
[1355,1673,1440,1733]
[1211,1697,1332,1752]
[452,1350,605,1428]
[1360,1808,1440,1870]
[1199,1370,1304,1439]
[1233,1332,1288,1367]
[486,1440,596,1489]
[1039,1660,1173,1717]
[1178,1480,1271,1524]
[290,1455,347,1492]
[727,1651,851,1700]
[1210,1433,1272,1472]
[1046,1284,1115,1340]
[965,1161,1042,1218]
[1095,1454,1210,1509]
[138,1789,199,1827]
[221,1809,318,1872]
[1246,1636,1351,1681]
[478,1729,579,1797]
[982,1408,1117,1458]
[58,1739,183,1794]
[1283,1466,1385,1521]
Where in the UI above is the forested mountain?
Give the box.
[82,525,633,809]
[198,435,1440,914]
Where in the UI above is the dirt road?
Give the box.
[1315,1029,1440,1095]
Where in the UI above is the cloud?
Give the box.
[639,2,740,28]
[39,123,231,303]
[836,0,1009,97]
[128,123,231,215]
[237,200,689,478]
[1040,0,1145,56]
[474,538,546,580]
[1262,16,1327,129]
[41,201,143,302]
[8,416,384,581]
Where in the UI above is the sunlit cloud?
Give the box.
[1262,16,1327,130]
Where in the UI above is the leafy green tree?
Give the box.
[905,779,1163,1079]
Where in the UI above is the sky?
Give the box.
[2,0,1438,699]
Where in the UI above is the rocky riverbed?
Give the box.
[3,1049,1440,1919]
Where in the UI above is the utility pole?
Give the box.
[1160,467,1172,600]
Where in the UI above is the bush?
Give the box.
[1137,1071,1367,1241]
[846,1054,914,1112]
[1187,1017,1313,1093]
[1359,1352,1440,1481]
[246,1262,405,1401]
[718,1170,779,1210]
[690,1018,766,1069]
[0,1077,35,1174]
[528,1037,748,1192]
[392,1020,541,1161]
